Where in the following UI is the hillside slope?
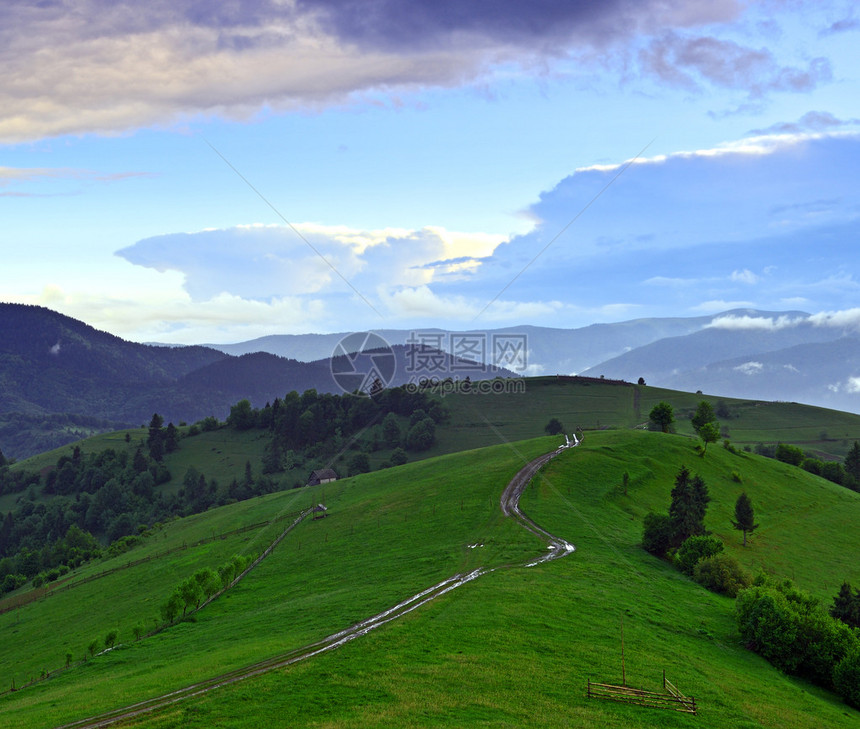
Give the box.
[1,431,858,727]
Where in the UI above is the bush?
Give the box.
[675,536,724,576]
[834,646,860,708]
[390,448,408,466]
[694,553,750,597]
[104,628,118,649]
[641,513,673,557]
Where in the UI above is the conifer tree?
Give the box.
[731,491,759,546]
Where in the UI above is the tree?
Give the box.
[104,628,118,649]
[406,418,436,451]
[381,413,402,448]
[0,447,6,467]
[390,448,408,466]
[775,443,804,466]
[544,418,564,436]
[160,590,183,624]
[642,513,673,557]
[87,639,100,657]
[164,423,179,453]
[732,491,759,546]
[834,646,860,709]
[675,535,724,575]
[698,422,720,455]
[831,581,860,629]
[691,401,717,435]
[845,441,860,484]
[668,466,709,547]
[228,399,256,430]
[648,402,674,433]
[637,377,646,386]
[348,452,371,476]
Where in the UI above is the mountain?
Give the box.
[0,305,515,459]
[580,314,860,412]
[201,315,724,375]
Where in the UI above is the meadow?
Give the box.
[2,428,858,727]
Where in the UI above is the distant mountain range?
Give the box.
[202,308,860,414]
[0,304,513,459]
[3,303,860,459]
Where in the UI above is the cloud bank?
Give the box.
[0,0,833,142]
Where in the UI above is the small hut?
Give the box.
[307,468,338,487]
[312,503,328,520]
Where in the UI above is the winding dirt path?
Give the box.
[55,444,577,728]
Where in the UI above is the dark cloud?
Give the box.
[819,16,860,36]
[640,33,832,97]
[748,111,857,136]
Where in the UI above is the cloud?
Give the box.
[842,377,860,394]
[708,314,805,330]
[639,33,832,98]
[0,0,744,141]
[116,222,507,307]
[0,166,150,186]
[819,17,860,37]
[734,361,764,375]
[749,111,858,136]
[692,300,756,313]
[730,268,759,284]
[809,308,860,331]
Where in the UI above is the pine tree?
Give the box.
[731,491,759,546]
[845,441,860,484]
[668,466,709,547]
[831,581,860,629]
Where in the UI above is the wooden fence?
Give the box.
[587,672,697,715]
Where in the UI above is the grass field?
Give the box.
[2,429,859,727]
[434,377,860,460]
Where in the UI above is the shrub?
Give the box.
[104,629,118,649]
[834,646,860,708]
[694,554,750,597]
[641,513,673,557]
[675,536,724,576]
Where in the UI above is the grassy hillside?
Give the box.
[2,430,859,727]
[434,377,860,460]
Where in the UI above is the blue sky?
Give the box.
[2,0,859,343]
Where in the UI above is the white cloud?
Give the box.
[734,361,764,375]
[731,268,759,284]
[692,300,755,313]
[808,308,860,331]
[844,377,860,394]
[708,314,804,330]
[377,285,562,322]
[117,222,506,305]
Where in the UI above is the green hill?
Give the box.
[1,429,858,727]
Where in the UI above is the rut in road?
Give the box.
[56,442,578,729]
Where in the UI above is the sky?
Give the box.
[2,0,859,344]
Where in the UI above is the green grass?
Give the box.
[3,430,859,727]
[67,429,859,729]
[433,377,860,460]
[0,438,554,727]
